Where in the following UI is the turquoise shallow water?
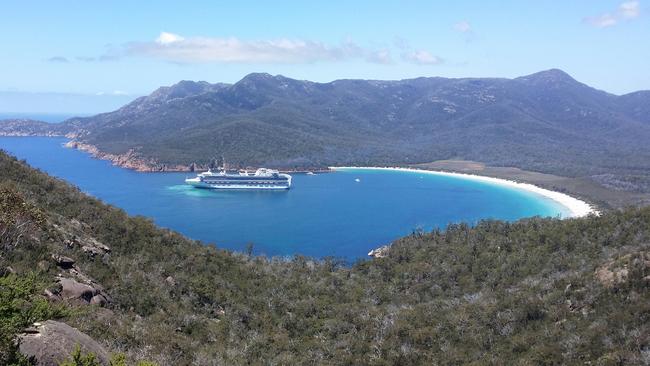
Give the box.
[0,137,569,260]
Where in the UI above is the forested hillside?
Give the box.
[1,150,648,364]
[3,69,650,192]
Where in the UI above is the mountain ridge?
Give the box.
[2,69,650,192]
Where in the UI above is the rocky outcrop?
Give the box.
[64,140,191,172]
[48,250,113,306]
[56,223,111,258]
[68,235,111,257]
[42,221,114,305]
[62,140,330,173]
[19,320,110,366]
[595,251,650,288]
[595,264,629,288]
[56,276,111,306]
[368,245,390,258]
[51,254,75,269]
[44,275,111,306]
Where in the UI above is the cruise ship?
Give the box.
[185,168,292,190]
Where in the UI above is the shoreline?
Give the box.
[62,140,331,174]
[0,135,601,216]
[63,141,190,172]
[331,166,599,218]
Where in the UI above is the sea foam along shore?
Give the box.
[331,166,598,218]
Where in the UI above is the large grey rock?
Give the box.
[59,277,96,302]
[51,254,75,269]
[56,276,112,306]
[19,320,110,366]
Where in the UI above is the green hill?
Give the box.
[1,150,648,364]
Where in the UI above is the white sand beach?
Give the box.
[331,166,598,218]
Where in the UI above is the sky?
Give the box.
[0,0,648,113]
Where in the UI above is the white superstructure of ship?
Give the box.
[185,167,292,190]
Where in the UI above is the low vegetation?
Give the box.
[1,150,649,364]
[0,274,69,365]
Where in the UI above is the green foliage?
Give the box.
[0,185,45,250]
[109,353,127,366]
[0,273,69,365]
[59,345,100,366]
[60,348,158,366]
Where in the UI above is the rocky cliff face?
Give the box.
[64,140,192,171]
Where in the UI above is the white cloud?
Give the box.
[126,32,393,64]
[156,32,185,45]
[585,1,641,28]
[619,1,641,18]
[366,49,393,64]
[453,21,472,33]
[392,38,442,65]
[453,20,476,42]
[587,13,619,27]
[401,50,443,65]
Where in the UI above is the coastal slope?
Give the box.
[1,149,649,364]
[0,118,60,136]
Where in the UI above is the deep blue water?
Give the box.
[0,137,569,260]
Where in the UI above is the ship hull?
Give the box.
[185,177,291,190]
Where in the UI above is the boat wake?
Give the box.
[165,185,216,197]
